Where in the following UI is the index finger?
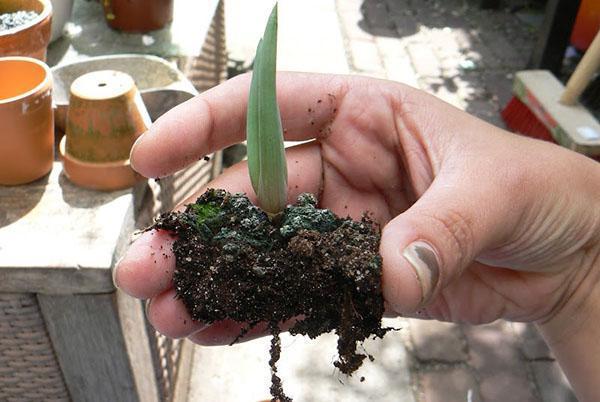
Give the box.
[130,72,348,179]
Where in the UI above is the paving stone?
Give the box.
[464,321,539,402]
[393,2,451,29]
[387,9,421,38]
[381,52,419,87]
[482,71,519,109]
[531,361,577,402]
[361,0,398,37]
[419,77,465,109]
[374,36,419,86]
[478,30,524,66]
[188,320,418,402]
[511,323,554,360]
[338,8,374,42]
[453,30,500,69]
[465,99,505,127]
[277,318,417,402]
[384,0,409,17]
[418,367,482,402]
[374,35,409,56]
[406,43,441,78]
[335,0,363,13]
[350,39,385,73]
[427,27,461,58]
[226,0,349,74]
[278,0,349,74]
[409,319,468,362]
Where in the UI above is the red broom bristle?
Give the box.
[501,97,555,143]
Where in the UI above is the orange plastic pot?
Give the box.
[102,0,173,33]
[60,70,150,191]
[0,0,52,61]
[0,57,54,185]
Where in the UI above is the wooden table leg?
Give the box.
[38,292,159,402]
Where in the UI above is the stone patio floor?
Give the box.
[187,1,578,401]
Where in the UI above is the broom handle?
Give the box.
[560,30,600,105]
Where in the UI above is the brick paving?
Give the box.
[338,0,537,125]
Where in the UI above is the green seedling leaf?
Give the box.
[247,3,288,215]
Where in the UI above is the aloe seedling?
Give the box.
[247,3,288,215]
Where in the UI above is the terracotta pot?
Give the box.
[0,57,53,185]
[58,136,142,191]
[0,0,52,61]
[102,0,173,32]
[60,70,150,191]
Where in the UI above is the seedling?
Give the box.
[246,3,288,215]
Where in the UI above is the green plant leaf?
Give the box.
[247,3,287,215]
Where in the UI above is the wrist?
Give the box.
[537,256,600,344]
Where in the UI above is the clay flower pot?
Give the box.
[0,0,52,61]
[60,70,150,191]
[102,0,174,33]
[0,57,54,185]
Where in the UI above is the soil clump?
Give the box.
[152,189,387,401]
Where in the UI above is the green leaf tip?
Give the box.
[246,3,288,215]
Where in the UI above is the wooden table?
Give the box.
[0,1,226,401]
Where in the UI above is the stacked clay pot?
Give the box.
[60,70,150,191]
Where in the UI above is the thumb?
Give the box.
[379,170,521,314]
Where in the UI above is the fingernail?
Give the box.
[145,299,152,318]
[402,241,440,305]
[129,132,146,171]
[112,256,124,289]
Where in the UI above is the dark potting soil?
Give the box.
[152,189,388,401]
[0,11,39,31]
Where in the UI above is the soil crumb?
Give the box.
[152,189,387,401]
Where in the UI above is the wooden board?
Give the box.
[0,163,145,294]
[38,292,159,402]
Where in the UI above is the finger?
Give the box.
[149,292,300,343]
[380,146,530,314]
[131,72,349,179]
[146,288,206,338]
[114,230,176,299]
[189,318,299,346]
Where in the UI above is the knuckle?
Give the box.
[426,207,475,266]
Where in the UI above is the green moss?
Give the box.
[189,203,221,225]
[181,190,360,251]
[184,189,275,250]
[279,193,339,238]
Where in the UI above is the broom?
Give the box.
[501,30,600,161]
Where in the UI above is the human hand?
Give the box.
[114,73,600,348]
